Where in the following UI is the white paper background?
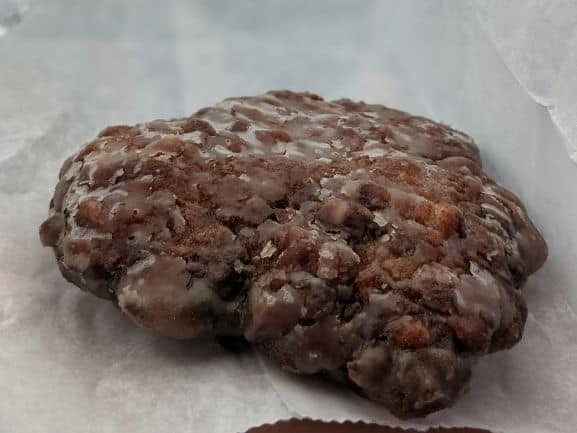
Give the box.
[1,1,576,433]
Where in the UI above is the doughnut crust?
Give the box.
[40,90,547,417]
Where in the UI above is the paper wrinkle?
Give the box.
[256,355,298,419]
[0,112,77,194]
[1,1,577,433]
[0,0,27,36]
[468,0,577,167]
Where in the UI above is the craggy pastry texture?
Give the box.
[39,91,547,417]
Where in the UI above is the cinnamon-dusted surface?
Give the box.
[245,419,490,433]
[40,91,546,417]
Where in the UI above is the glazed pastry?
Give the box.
[245,419,490,433]
[40,91,546,417]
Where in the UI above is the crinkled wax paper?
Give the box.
[1,1,576,433]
